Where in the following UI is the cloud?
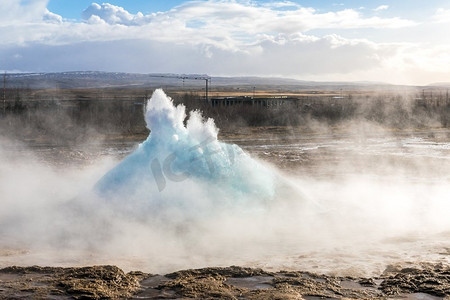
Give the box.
[391,44,450,73]
[319,9,414,29]
[0,34,392,78]
[0,0,447,85]
[1,1,415,50]
[432,8,450,23]
[214,34,388,76]
[82,3,152,26]
[262,1,301,9]
[374,5,389,12]
[43,9,63,24]
[79,1,415,32]
[0,0,49,24]
[171,1,415,32]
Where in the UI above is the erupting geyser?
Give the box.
[1,89,449,277]
[95,89,276,217]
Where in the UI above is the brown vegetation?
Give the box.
[0,87,449,143]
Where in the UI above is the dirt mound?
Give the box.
[0,265,147,299]
[1,263,449,299]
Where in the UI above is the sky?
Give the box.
[1,0,450,85]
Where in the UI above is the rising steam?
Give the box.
[0,89,449,277]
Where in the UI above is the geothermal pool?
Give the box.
[0,90,449,278]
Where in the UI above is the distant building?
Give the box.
[210,96,300,108]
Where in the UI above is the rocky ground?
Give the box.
[0,263,449,299]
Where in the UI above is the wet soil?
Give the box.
[0,265,146,299]
[0,263,449,299]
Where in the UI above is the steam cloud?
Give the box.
[0,89,449,277]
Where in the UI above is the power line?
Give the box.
[146,73,211,103]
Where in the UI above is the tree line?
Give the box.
[1,89,449,143]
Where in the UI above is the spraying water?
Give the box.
[94,89,277,218]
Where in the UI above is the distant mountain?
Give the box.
[2,71,416,91]
[427,82,450,88]
[3,71,208,89]
[211,76,403,91]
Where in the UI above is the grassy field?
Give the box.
[1,86,449,144]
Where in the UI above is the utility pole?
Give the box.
[205,78,209,104]
[2,72,5,115]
